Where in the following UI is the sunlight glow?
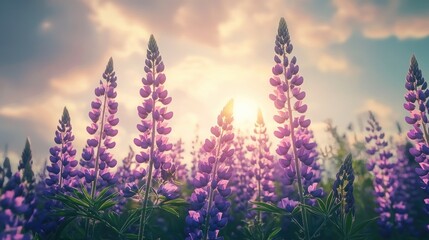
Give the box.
[233,96,259,130]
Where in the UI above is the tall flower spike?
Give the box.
[391,142,413,229]
[185,99,235,240]
[269,17,320,239]
[167,139,187,183]
[333,154,355,216]
[365,112,395,233]
[403,55,429,215]
[0,140,36,239]
[247,109,276,222]
[45,107,78,189]
[80,57,119,198]
[0,172,32,240]
[231,133,255,220]
[135,35,174,240]
[19,138,34,187]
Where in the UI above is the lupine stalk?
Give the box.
[247,109,275,222]
[190,131,204,184]
[392,142,413,229]
[269,17,321,239]
[80,57,119,199]
[185,100,235,240]
[365,112,395,232]
[232,133,255,219]
[161,139,188,183]
[403,55,429,223]
[0,140,36,239]
[134,34,174,240]
[19,139,34,188]
[45,107,78,189]
[333,154,355,219]
[0,172,32,240]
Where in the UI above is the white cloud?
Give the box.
[317,54,356,74]
[356,99,395,129]
[332,0,429,40]
[87,0,150,57]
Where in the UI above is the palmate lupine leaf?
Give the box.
[48,185,121,237]
[250,201,290,216]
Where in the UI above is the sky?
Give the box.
[1,0,429,173]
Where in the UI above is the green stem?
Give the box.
[203,129,224,240]
[257,125,263,224]
[91,84,108,199]
[86,79,109,239]
[59,135,65,188]
[283,51,310,240]
[138,67,157,240]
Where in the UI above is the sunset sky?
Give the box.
[1,0,429,172]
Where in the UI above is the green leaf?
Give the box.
[119,210,141,233]
[300,204,324,216]
[267,227,281,240]
[159,205,180,218]
[66,195,90,208]
[316,198,327,213]
[350,217,378,236]
[251,201,289,215]
[329,202,341,215]
[291,204,301,216]
[345,212,353,234]
[160,197,188,207]
[99,199,116,211]
[326,191,334,211]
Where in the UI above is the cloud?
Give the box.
[103,0,231,47]
[87,0,151,57]
[356,99,396,129]
[317,54,356,74]
[332,0,429,40]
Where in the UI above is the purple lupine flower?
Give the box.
[277,197,299,213]
[113,147,139,212]
[231,133,255,219]
[332,154,355,216]
[79,57,119,198]
[190,132,205,185]
[403,55,429,224]
[165,139,187,183]
[0,141,37,239]
[391,142,414,229]
[185,100,235,240]
[365,112,395,232]
[247,109,276,221]
[45,107,78,190]
[0,173,31,240]
[269,18,322,201]
[134,35,174,240]
[297,128,323,202]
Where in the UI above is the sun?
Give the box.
[233,96,259,129]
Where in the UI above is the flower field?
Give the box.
[1,17,429,240]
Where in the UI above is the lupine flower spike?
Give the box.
[269,17,321,239]
[333,153,355,217]
[0,140,35,239]
[247,109,275,222]
[365,112,395,232]
[134,34,174,240]
[46,107,78,190]
[80,57,119,198]
[232,133,255,220]
[403,55,429,227]
[185,99,235,240]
